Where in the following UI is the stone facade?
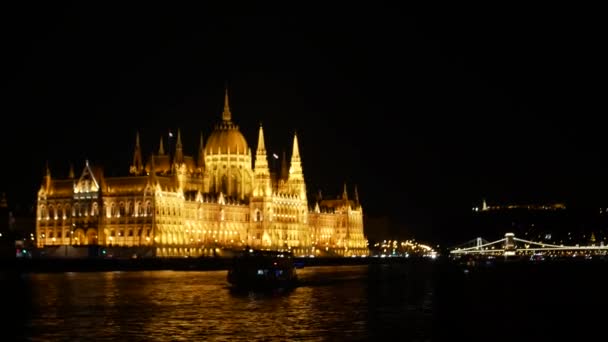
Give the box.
[36,91,369,257]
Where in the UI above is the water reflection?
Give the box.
[2,263,436,341]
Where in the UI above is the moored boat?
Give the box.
[227,249,298,290]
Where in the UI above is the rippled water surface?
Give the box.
[3,263,435,341]
[4,260,605,341]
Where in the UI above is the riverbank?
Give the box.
[0,256,431,273]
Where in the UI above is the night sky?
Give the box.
[1,3,604,244]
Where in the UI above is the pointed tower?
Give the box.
[172,128,187,190]
[158,136,165,155]
[253,124,272,196]
[254,124,269,171]
[287,132,308,248]
[354,184,360,206]
[288,133,303,178]
[130,131,144,175]
[148,153,157,181]
[222,87,232,122]
[287,132,306,198]
[174,128,184,165]
[44,161,52,191]
[68,162,75,179]
[280,150,288,181]
[342,182,349,201]
[197,132,205,171]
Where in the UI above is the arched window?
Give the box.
[256,211,262,222]
[232,174,238,197]
[48,206,55,219]
[119,202,125,216]
[221,175,228,195]
[65,204,71,218]
[92,203,99,216]
[145,201,152,215]
[111,203,116,217]
[39,205,47,219]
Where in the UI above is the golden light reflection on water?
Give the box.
[14,264,434,341]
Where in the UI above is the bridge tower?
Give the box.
[476,237,483,249]
[505,232,515,251]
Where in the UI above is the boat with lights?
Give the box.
[227,249,298,290]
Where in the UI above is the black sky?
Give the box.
[1,3,605,244]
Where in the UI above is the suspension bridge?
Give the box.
[450,232,608,257]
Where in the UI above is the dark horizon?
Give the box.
[1,3,605,245]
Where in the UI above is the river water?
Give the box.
[1,260,606,341]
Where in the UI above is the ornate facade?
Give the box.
[35,91,369,257]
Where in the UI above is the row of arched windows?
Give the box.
[106,201,152,218]
[39,202,100,219]
[39,201,154,220]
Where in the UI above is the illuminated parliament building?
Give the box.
[35,92,369,257]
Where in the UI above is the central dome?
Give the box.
[204,89,249,155]
[205,121,249,155]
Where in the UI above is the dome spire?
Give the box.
[198,131,205,169]
[158,136,165,155]
[222,87,232,121]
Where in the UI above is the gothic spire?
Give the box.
[292,131,300,158]
[287,132,306,198]
[158,136,165,155]
[222,87,232,121]
[342,182,348,201]
[148,153,157,182]
[198,131,205,169]
[131,131,143,175]
[254,124,269,172]
[288,132,303,178]
[174,128,184,164]
[280,150,288,180]
[354,184,360,205]
[68,162,75,179]
[257,123,266,151]
[44,161,51,191]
